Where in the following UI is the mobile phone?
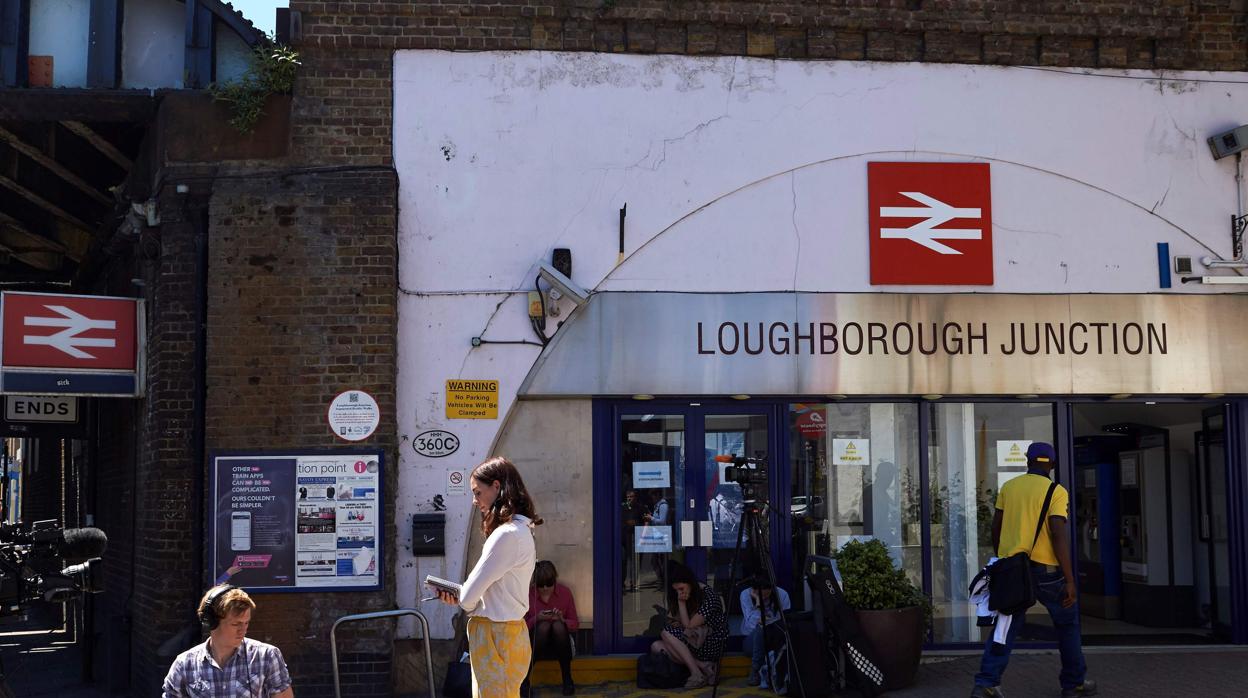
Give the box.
[230,511,252,551]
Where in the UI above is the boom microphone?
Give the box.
[60,527,108,561]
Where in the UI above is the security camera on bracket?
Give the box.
[1183,126,1248,283]
[537,260,590,307]
[1207,125,1248,160]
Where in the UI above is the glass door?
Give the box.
[702,413,770,637]
[1200,406,1232,639]
[611,405,776,653]
[618,413,686,645]
[928,401,1056,643]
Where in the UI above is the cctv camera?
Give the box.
[1208,125,1248,160]
[537,260,589,307]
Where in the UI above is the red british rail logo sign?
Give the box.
[868,162,994,285]
[0,292,143,396]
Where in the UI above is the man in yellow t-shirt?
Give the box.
[971,442,1097,698]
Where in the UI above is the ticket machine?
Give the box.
[1102,423,1196,628]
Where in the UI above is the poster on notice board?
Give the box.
[211,450,383,592]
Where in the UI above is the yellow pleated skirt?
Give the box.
[467,616,532,698]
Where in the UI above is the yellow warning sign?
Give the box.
[446,379,499,419]
[997,440,1031,468]
[832,439,869,466]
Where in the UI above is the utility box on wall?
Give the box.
[411,513,445,556]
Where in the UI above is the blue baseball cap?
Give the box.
[1026,442,1056,466]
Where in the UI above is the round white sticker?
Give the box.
[327,390,380,442]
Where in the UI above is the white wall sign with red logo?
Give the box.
[0,291,144,397]
[868,162,994,285]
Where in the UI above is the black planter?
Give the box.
[855,606,924,690]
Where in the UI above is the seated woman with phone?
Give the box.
[524,560,580,695]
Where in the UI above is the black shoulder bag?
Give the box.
[987,481,1058,616]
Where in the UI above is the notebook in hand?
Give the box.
[425,574,462,598]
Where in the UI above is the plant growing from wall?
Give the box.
[210,39,300,134]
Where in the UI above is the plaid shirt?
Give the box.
[162,637,292,697]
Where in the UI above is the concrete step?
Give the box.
[530,654,751,686]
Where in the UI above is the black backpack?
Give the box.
[636,651,690,689]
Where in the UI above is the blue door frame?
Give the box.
[592,399,790,654]
[592,397,1248,653]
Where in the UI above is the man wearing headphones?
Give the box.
[162,584,294,697]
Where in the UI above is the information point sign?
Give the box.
[212,451,384,592]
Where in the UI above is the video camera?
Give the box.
[715,454,768,502]
[0,519,107,616]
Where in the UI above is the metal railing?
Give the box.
[330,608,435,698]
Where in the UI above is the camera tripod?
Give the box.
[711,491,807,698]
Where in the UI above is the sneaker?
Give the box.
[970,686,1006,698]
[1061,680,1098,697]
[747,669,761,686]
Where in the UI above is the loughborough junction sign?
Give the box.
[0,292,144,397]
[519,293,1248,397]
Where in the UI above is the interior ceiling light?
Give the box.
[921,394,943,400]
[1016,394,1039,399]
[730,394,751,400]
[1203,393,1226,399]
[1109,393,1133,399]
[632,394,654,401]
[827,394,848,400]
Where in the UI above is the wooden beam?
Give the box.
[0,125,112,205]
[0,171,95,231]
[52,220,92,260]
[0,89,159,122]
[0,210,68,253]
[0,220,66,271]
[60,120,133,170]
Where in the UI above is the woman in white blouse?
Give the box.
[436,457,542,698]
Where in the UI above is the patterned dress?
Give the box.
[664,583,729,662]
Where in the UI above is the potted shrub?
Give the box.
[835,538,932,690]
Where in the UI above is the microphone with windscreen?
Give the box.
[0,520,109,614]
[59,527,108,562]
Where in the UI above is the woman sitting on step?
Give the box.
[525,560,580,695]
[651,560,729,689]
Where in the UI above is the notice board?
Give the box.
[211,450,384,592]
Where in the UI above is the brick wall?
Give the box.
[134,188,207,695]
[91,398,139,691]
[21,438,60,523]
[288,0,1248,164]
[203,168,399,697]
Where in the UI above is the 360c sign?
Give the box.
[413,429,460,458]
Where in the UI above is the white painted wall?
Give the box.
[216,23,253,85]
[122,0,183,89]
[396,51,1248,297]
[29,0,90,87]
[393,51,1248,637]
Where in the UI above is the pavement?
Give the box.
[0,609,99,698]
[4,618,1248,697]
[561,648,1248,697]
